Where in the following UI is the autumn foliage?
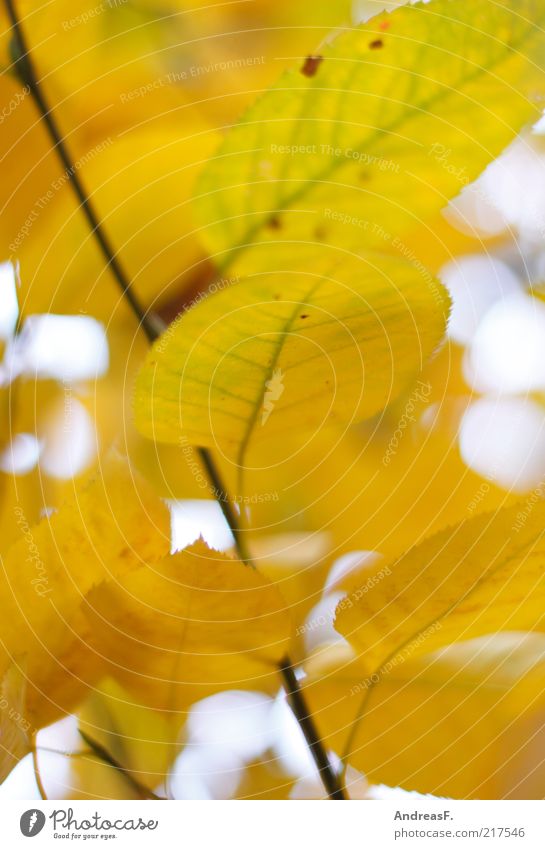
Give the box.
[1,0,545,800]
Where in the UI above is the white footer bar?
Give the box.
[3,800,544,848]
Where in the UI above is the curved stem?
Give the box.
[6,0,345,801]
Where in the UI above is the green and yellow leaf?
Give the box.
[195,0,545,270]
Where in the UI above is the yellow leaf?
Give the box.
[134,247,449,461]
[128,431,215,501]
[0,454,170,728]
[3,1,197,139]
[235,759,295,800]
[219,381,514,566]
[0,0,218,321]
[250,531,333,653]
[0,664,31,783]
[0,465,44,553]
[86,541,291,712]
[62,749,147,801]
[4,123,217,321]
[195,0,545,271]
[336,499,545,678]
[132,0,354,124]
[305,633,545,798]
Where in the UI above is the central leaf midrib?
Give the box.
[236,278,324,469]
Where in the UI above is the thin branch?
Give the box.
[198,452,346,798]
[195,455,345,798]
[4,0,159,344]
[197,446,254,565]
[79,730,163,800]
[5,0,345,802]
[279,658,346,800]
[197,456,346,799]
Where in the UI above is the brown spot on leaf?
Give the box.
[267,215,282,230]
[369,39,384,49]
[313,225,327,241]
[156,257,216,324]
[300,314,309,319]
[301,55,323,77]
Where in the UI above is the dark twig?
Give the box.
[79,730,163,800]
[5,0,158,344]
[279,658,346,799]
[196,446,254,564]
